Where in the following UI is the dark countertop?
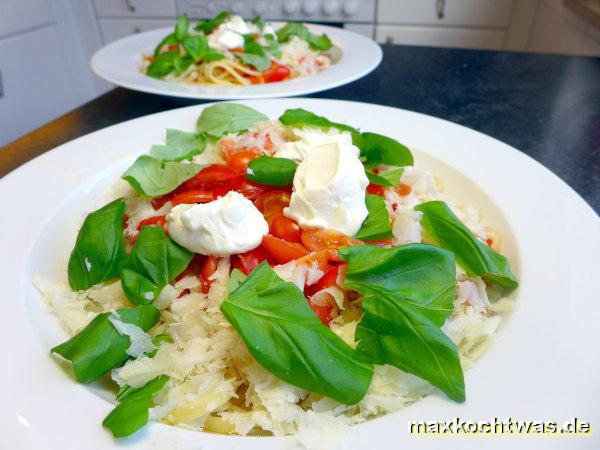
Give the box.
[2,44,599,212]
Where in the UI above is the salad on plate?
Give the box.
[36,103,518,442]
[142,13,338,86]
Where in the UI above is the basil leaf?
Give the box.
[146,51,193,79]
[68,198,126,291]
[221,262,373,405]
[145,333,173,358]
[121,226,193,305]
[415,200,518,287]
[264,34,282,58]
[122,155,203,197]
[247,156,297,186]
[196,103,268,137]
[339,244,464,402]
[182,34,224,63]
[236,40,271,71]
[153,33,178,56]
[352,132,413,168]
[227,268,247,292]
[104,375,170,437]
[276,22,333,51]
[279,108,358,133]
[51,305,160,383]
[251,16,265,31]
[174,14,189,42]
[339,244,457,326]
[149,129,207,162]
[365,167,404,187]
[194,11,230,34]
[355,194,393,241]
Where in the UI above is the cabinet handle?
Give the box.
[124,0,136,12]
[133,26,141,33]
[436,0,446,19]
[0,70,3,98]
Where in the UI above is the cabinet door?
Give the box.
[377,0,514,28]
[0,0,52,38]
[376,25,505,50]
[0,26,79,146]
[99,18,174,43]
[93,0,177,18]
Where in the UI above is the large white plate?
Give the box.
[91,24,382,99]
[1,99,599,450]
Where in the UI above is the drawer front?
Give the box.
[377,0,514,28]
[376,25,505,50]
[0,0,53,38]
[93,0,177,18]
[0,26,79,146]
[99,18,175,43]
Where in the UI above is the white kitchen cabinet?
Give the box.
[99,18,175,43]
[377,0,514,28]
[376,25,506,50]
[0,26,80,146]
[0,0,53,38]
[93,0,177,18]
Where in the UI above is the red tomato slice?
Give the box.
[170,190,215,206]
[270,214,302,243]
[396,183,412,196]
[263,63,291,83]
[308,301,333,326]
[200,255,218,294]
[367,183,386,197]
[226,150,260,174]
[305,264,340,296]
[231,245,275,275]
[231,176,274,201]
[262,235,309,264]
[254,191,292,225]
[301,229,363,252]
[130,215,169,245]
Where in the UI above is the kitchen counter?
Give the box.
[1,44,599,212]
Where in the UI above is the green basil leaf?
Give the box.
[196,103,268,137]
[339,244,457,326]
[275,22,333,51]
[246,156,297,186]
[181,34,224,63]
[146,51,193,79]
[104,375,170,437]
[264,34,282,58]
[122,155,204,197]
[149,129,207,162]
[251,16,266,31]
[355,194,393,241]
[68,198,126,291]
[237,40,271,71]
[279,108,358,132]
[145,333,174,358]
[121,226,193,305]
[51,305,160,383]
[338,244,464,402]
[365,167,404,187]
[153,33,178,56]
[227,268,247,292]
[352,132,414,168]
[221,262,373,405]
[174,14,189,42]
[415,200,518,287]
[194,11,231,34]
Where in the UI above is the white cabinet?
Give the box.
[99,18,174,43]
[0,26,80,146]
[93,0,177,18]
[0,0,53,38]
[376,25,505,49]
[377,0,514,27]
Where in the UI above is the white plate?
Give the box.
[91,24,382,99]
[1,99,599,450]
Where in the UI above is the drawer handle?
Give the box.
[0,70,3,98]
[436,0,446,19]
[124,0,136,12]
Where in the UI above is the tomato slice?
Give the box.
[301,229,363,252]
[263,62,291,83]
[130,215,169,245]
[226,150,260,174]
[308,301,333,326]
[231,176,274,201]
[170,190,215,206]
[271,215,302,243]
[254,191,291,225]
[200,255,218,294]
[367,183,386,197]
[262,235,309,264]
[305,264,340,296]
[396,183,412,196]
[231,245,275,275]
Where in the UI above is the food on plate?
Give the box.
[142,12,337,86]
[36,103,518,442]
